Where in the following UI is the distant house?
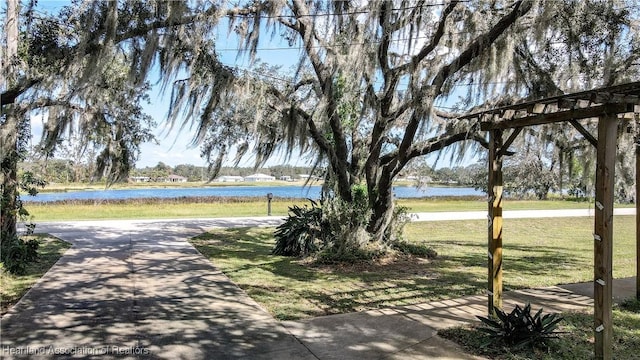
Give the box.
[245,173,276,182]
[167,174,188,183]
[216,175,245,182]
[279,175,293,181]
[130,176,150,183]
[405,175,431,182]
[299,174,320,181]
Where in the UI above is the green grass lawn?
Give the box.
[0,235,71,315]
[189,216,636,321]
[25,200,301,221]
[439,299,640,360]
[24,197,632,221]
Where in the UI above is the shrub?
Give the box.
[315,241,386,264]
[272,183,413,263]
[1,237,39,275]
[392,241,438,258]
[618,298,640,313]
[316,184,374,259]
[272,200,323,257]
[477,303,563,349]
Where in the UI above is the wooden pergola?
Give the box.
[459,81,640,360]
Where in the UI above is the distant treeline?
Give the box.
[19,159,321,183]
[130,163,321,182]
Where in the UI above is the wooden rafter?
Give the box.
[497,127,523,157]
[467,81,640,122]
[480,103,633,130]
[570,120,598,148]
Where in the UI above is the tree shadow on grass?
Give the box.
[190,228,491,317]
[302,236,589,314]
[190,227,321,282]
[190,229,589,320]
[427,238,585,278]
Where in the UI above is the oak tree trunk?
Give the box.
[1,112,19,244]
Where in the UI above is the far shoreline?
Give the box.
[35,180,468,194]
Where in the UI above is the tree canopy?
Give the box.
[147,0,638,242]
[2,0,639,253]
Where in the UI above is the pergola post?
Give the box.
[593,116,617,360]
[488,129,503,315]
[636,124,639,301]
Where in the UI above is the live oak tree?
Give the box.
[169,0,543,246]
[2,0,638,256]
[167,0,638,246]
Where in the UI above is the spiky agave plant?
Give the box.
[272,199,323,257]
[477,303,564,349]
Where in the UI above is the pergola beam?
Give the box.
[480,103,632,131]
[497,127,522,157]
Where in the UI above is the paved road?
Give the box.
[23,207,637,234]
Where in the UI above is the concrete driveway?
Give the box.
[2,218,313,359]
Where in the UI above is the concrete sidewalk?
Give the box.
[2,219,637,359]
[411,207,635,221]
[282,278,637,360]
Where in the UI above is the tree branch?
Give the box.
[514,43,564,97]
[1,78,43,106]
[378,130,473,182]
[290,0,352,198]
[265,82,332,156]
[393,1,459,76]
[291,0,328,86]
[293,78,316,92]
[434,108,465,119]
[378,2,392,75]
[385,0,532,174]
[296,108,332,155]
[387,0,426,33]
[431,0,533,95]
[16,97,84,114]
[113,4,261,45]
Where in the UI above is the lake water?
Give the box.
[24,185,485,202]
